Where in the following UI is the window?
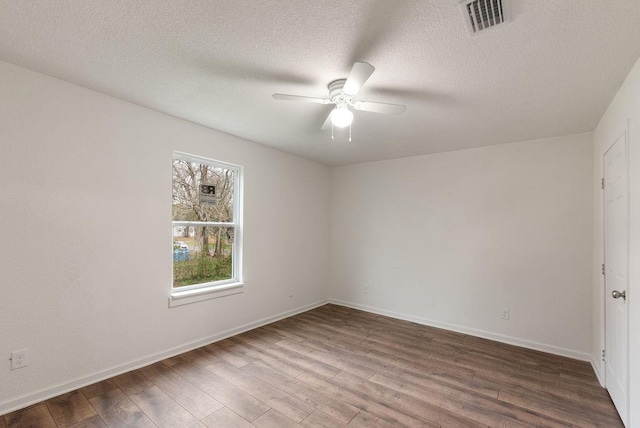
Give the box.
[170,152,243,306]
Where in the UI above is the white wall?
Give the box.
[0,61,331,413]
[330,134,593,358]
[592,56,640,426]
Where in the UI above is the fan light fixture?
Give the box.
[331,106,353,128]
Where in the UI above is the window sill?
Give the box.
[169,282,244,307]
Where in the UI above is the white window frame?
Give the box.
[169,152,243,307]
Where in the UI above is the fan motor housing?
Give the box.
[328,79,350,105]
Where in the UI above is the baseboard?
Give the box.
[328,299,591,362]
[591,356,606,387]
[0,299,329,416]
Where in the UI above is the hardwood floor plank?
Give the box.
[429,351,608,402]
[556,358,597,375]
[168,356,270,422]
[363,345,439,374]
[88,388,156,428]
[140,362,223,419]
[394,364,499,399]
[244,360,360,424]
[296,370,439,427]
[225,337,306,377]
[294,337,404,379]
[369,371,569,427]
[276,317,371,356]
[80,379,119,400]
[351,330,457,360]
[271,324,405,379]
[200,407,253,428]
[0,414,6,428]
[347,410,396,427]
[498,389,623,427]
[333,370,489,427]
[111,370,155,395]
[461,334,596,377]
[578,387,623,412]
[45,389,96,427]
[238,338,341,379]
[559,367,601,385]
[498,377,622,416]
[129,385,204,427]
[260,323,306,343]
[363,332,457,359]
[251,409,299,428]
[66,414,108,428]
[4,403,57,428]
[463,347,600,390]
[429,354,595,391]
[206,360,315,423]
[238,328,288,346]
[206,340,256,368]
[301,409,347,427]
[457,335,552,367]
[170,348,220,367]
[300,310,433,347]
[277,339,377,379]
[456,347,560,377]
[314,306,442,343]
[297,310,459,361]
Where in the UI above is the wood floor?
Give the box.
[2,304,622,427]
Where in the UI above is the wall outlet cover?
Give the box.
[11,349,28,370]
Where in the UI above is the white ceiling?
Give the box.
[1,1,640,166]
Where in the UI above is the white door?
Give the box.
[604,130,629,425]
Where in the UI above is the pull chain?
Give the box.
[349,124,352,142]
[331,123,334,140]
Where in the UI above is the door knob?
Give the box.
[612,290,626,300]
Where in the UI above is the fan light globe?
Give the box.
[331,106,353,128]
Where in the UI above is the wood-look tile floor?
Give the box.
[2,304,623,427]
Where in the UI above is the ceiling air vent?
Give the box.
[460,0,511,34]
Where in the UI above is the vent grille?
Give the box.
[461,0,510,33]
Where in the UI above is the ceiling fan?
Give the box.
[272,62,407,139]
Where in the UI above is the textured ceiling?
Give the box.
[1,1,640,166]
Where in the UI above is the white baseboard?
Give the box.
[0,299,328,416]
[591,356,606,387]
[328,299,591,362]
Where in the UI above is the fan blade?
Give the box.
[273,94,332,104]
[320,110,333,130]
[342,62,375,96]
[353,101,406,115]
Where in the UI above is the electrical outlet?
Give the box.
[288,287,294,298]
[501,308,510,320]
[363,285,370,294]
[11,349,28,370]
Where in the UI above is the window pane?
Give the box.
[172,159,234,222]
[173,226,234,288]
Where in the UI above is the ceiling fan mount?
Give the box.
[273,62,407,133]
[328,79,350,105]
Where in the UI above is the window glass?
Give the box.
[172,153,241,291]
